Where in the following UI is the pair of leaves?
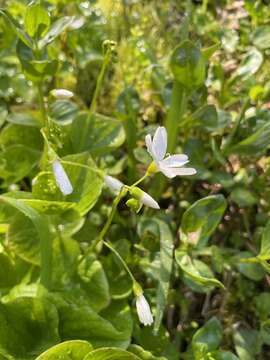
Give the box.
[0,7,73,50]
[36,341,157,360]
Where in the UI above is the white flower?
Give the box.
[145,126,196,178]
[104,175,124,193]
[51,89,74,99]
[140,191,160,209]
[52,160,73,195]
[136,294,154,326]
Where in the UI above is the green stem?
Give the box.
[89,50,111,115]
[222,98,249,153]
[40,217,52,289]
[103,240,136,283]
[60,160,104,177]
[37,82,49,129]
[37,84,52,288]
[131,173,148,187]
[166,80,186,153]
[90,187,127,252]
[202,0,208,13]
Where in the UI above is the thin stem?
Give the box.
[89,187,127,252]
[40,218,52,289]
[103,240,136,283]
[37,82,49,129]
[131,173,148,187]
[166,80,186,153]
[222,98,249,153]
[37,83,52,289]
[60,160,104,177]
[89,50,111,115]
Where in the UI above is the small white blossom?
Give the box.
[140,191,160,209]
[51,89,74,99]
[145,126,196,178]
[52,160,73,195]
[136,294,154,326]
[104,175,124,193]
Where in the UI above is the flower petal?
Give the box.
[152,126,167,161]
[136,294,154,326]
[159,164,196,178]
[104,175,124,193]
[141,191,160,209]
[161,154,189,168]
[52,160,73,195]
[145,134,154,157]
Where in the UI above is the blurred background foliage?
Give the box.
[0,0,270,359]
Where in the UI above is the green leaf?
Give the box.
[38,16,74,48]
[237,252,265,281]
[180,195,227,248]
[176,252,224,289]
[128,345,167,360]
[0,123,43,150]
[0,297,59,358]
[182,259,217,293]
[192,317,223,352]
[70,112,125,155]
[202,43,220,60]
[0,145,40,185]
[258,221,270,259]
[230,188,258,207]
[84,348,141,360]
[24,3,50,38]
[49,100,79,125]
[59,153,103,216]
[0,9,33,48]
[152,219,174,334]
[170,40,206,90]
[7,212,40,265]
[233,328,261,360]
[35,340,93,360]
[52,291,133,349]
[0,196,52,286]
[233,48,263,81]
[188,104,218,132]
[252,25,270,50]
[16,40,58,81]
[211,351,239,360]
[78,256,110,312]
[229,121,270,156]
[7,112,40,127]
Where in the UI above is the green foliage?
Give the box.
[0,0,269,358]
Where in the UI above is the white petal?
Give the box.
[52,160,73,195]
[152,126,167,161]
[140,191,160,209]
[145,134,154,157]
[170,167,197,176]
[159,164,196,178]
[136,294,153,326]
[104,175,124,193]
[161,154,189,168]
[51,89,74,99]
[158,164,178,178]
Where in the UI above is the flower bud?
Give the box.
[104,175,124,193]
[129,187,160,209]
[52,160,73,195]
[51,89,74,99]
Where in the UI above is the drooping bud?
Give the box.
[104,175,124,193]
[52,160,73,195]
[129,187,160,209]
[51,89,74,99]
